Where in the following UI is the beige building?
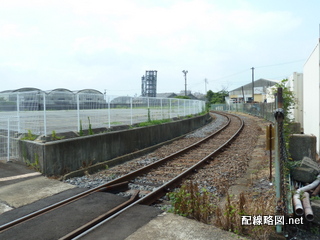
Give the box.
[227,78,278,103]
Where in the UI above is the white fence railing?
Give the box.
[0,117,19,161]
[0,91,205,161]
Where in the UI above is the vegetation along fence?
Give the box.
[0,90,205,161]
[212,89,291,235]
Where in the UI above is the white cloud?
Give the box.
[0,0,312,95]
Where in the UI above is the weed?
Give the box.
[138,119,171,127]
[21,130,37,141]
[51,130,64,140]
[166,181,215,224]
[108,121,122,125]
[310,196,320,200]
[79,120,84,136]
[310,226,320,235]
[214,192,274,239]
[88,117,93,135]
[25,153,40,172]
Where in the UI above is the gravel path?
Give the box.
[64,113,228,189]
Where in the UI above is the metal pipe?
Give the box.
[301,192,314,221]
[293,193,304,216]
[311,182,320,196]
[293,175,320,217]
[297,175,320,193]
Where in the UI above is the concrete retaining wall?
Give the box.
[18,113,211,176]
[288,134,317,161]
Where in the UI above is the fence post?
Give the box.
[169,98,172,119]
[43,92,47,136]
[177,99,180,117]
[130,97,133,125]
[160,98,163,119]
[17,93,20,133]
[7,118,10,162]
[77,93,80,132]
[274,88,284,234]
[108,96,111,129]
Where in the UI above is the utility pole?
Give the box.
[251,67,255,102]
[204,78,208,94]
[182,70,188,96]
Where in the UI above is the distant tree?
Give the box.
[175,96,190,99]
[206,90,214,102]
[206,89,229,104]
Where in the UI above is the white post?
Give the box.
[108,96,111,128]
[169,98,172,119]
[130,97,133,125]
[7,118,10,162]
[184,99,186,117]
[43,92,47,136]
[77,93,80,132]
[193,100,195,114]
[160,98,163,119]
[147,97,150,121]
[17,93,20,133]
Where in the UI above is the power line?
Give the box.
[210,58,305,83]
[255,59,305,69]
[211,69,250,82]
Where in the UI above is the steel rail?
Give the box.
[67,112,244,239]
[0,182,129,232]
[0,111,239,235]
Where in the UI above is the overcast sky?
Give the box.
[0,0,319,96]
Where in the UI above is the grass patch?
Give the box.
[166,181,275,240]
[214,192,275,239]
[137,119,171,127]
[51,130,64,140]
[21,130,37,141]
[166,181,215,223]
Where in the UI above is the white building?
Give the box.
[303,38,320,152]
[287,72,303,128]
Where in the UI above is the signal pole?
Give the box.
[251,67,255,102]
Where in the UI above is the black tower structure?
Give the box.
[141,70,157,97]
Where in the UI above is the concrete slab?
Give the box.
[125,212,248,240]
[0,176,75,211]
[0,160,75,213]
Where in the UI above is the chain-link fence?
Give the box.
[0,117,19,161]
[211,102,276,122]
[0,90,205,161]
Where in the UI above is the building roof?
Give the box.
[0,88,104,95]
[230,78,278,92]
[156,93,177,98]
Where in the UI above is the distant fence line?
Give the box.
[0,90,205,161]
[0,91,205,135]
[211,102,277,122]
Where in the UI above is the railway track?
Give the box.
[0,111,244,240]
